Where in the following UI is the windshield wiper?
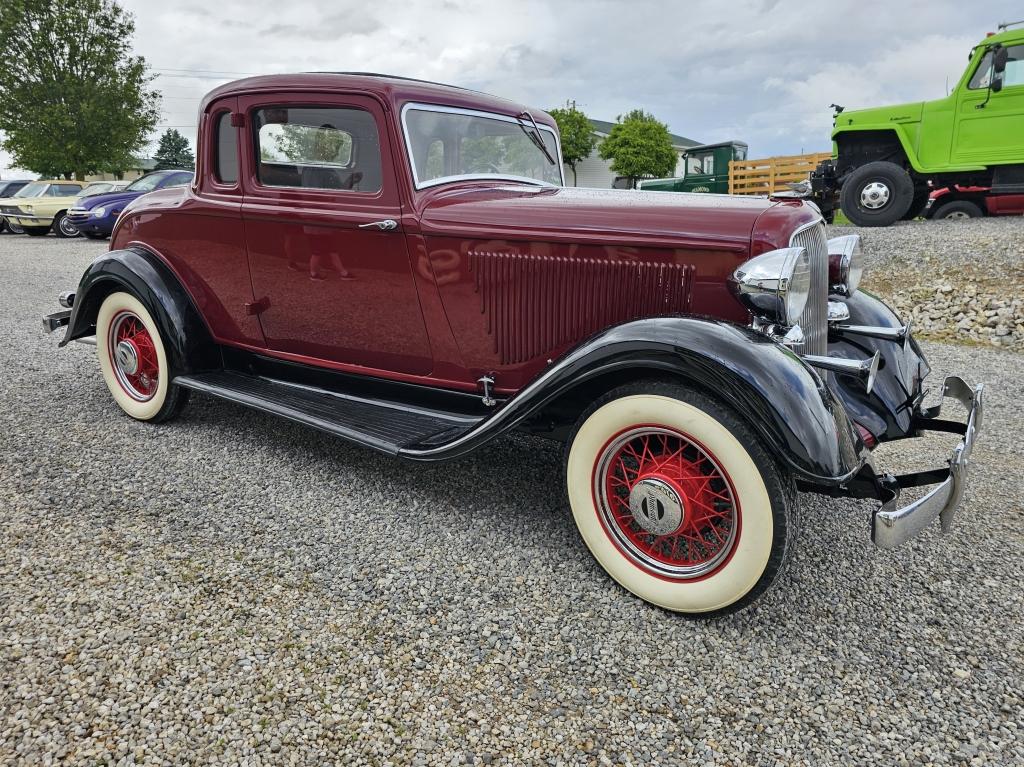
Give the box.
[516,110,557,166]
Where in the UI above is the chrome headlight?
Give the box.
[827,234,863,296]
[731,247,811,327]
[93,207,106,217]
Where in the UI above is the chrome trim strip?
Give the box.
[399,102,565,190]
[872,376,983,549]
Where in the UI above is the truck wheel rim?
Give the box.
[593,426,740,580]
[58,216,79,237]
[860,181,890,210]
[108,311,159,401]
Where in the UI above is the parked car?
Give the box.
[1,181,115,238]
[44,74,982,616]
[812,22,1024,226]
[0,180,31,233]
[0,179,87,235]
[66,170,193,239]
[925,184,1024,219]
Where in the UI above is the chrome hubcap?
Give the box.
[115,339,139,375]
[628,478,685,536]
[946,211,970,219]
[860,181,890,210]
[60,218,78,236]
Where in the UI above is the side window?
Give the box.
[686,153,712,176]
[58,184,83,195]
[214,111,238,184]
[253,105,382,192]
[1004,45,1024,88]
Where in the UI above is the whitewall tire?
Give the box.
[96,291,188,422]
[566,381,795,615]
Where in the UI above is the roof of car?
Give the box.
[200,73,555,126]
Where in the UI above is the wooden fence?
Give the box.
[728,152,832,195]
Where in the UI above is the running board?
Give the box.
[173,371,480,455]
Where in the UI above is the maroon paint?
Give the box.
[113,74,808,396]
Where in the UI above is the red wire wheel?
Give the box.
[593,426,740,580]
[107,310,160,402]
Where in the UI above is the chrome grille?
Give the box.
[790,221,828,356]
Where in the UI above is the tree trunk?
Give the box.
[571,165,577,187]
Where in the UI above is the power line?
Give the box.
[152,66,262,76]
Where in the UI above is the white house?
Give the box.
[563,118,700,188]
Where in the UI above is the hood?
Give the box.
[838,100,924,128]
[73,189,145,210]
[418,184,781,249]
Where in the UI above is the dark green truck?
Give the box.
[637,141,747,194]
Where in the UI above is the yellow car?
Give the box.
[0,180,91,237]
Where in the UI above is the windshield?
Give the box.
[13,182,47,198]
[403,106,562,189]
[79,183,111,197]
[126,173,165,192]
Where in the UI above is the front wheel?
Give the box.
[53,212,80,238]
[840,161,914,227]
[565,381,796,615]
[96,291,189,422]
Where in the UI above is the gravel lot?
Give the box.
[1,227,1022,766]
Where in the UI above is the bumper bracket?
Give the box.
[872,376,983,549]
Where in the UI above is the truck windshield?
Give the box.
[403,105,562,189]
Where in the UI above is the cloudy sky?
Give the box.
[1,0,1020,175]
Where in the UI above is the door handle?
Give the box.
[358,219,399,231]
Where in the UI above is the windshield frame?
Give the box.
[13,181,49,198]
[400,102,564,191]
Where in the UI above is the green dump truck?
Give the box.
[637,141,748,194]
[811,22,1024,226]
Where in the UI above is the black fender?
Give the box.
[401,317,864,487]
[60,246,220,373]
[827,290,930,442]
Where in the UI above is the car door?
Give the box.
[239,94,433,375]
[953,44,1024,165]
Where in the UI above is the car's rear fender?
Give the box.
[60,246,220,373]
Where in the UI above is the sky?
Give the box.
[1,0,1020,176]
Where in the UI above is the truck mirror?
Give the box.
[992,75,1004,93]
[993,45,1008,74]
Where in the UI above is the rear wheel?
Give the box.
[96,291,189,422]
[840,161,914,227]
[53,212,79,238]
[931,200,983,220]
[565,381,796,615]
[23,225,50,236]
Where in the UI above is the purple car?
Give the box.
[67,170,193,239]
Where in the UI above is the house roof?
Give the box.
[589,118,700,149]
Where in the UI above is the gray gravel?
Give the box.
[829,216,1024,351]
[1,233,1022,766]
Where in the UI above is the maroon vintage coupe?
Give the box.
[44,74,982,615]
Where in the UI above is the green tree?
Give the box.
[153,128,194,170]
[597,109,678,184]
[549,101,596,186]
[0,0,159,179]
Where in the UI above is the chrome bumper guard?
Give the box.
[872,376,983,550]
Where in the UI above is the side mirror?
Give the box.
[993,45,1009,75]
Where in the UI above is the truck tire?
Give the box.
[931,200,983,220]
[565,380,796,616]
[902,187,930,220]
[840,161,914,227]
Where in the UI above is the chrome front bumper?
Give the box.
[872,376,983,549]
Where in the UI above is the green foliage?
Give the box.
[549,101,596,185]
[153,128,194,170]
[0,0,160,180]
[597,109,678,182]
[268,123,352,165]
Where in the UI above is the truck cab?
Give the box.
[636,141,747,194]
[813,22,1024,226]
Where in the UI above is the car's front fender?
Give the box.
[401,317,864,487]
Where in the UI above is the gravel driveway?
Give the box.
[1,230,1022,766]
